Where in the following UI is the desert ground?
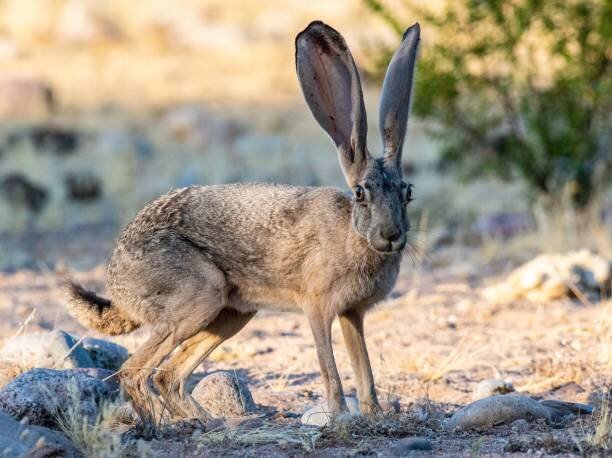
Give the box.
[0,228,610,456]
[0,0,610,456]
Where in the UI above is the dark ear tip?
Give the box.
[298,20,333,40]
[402,22,421,40]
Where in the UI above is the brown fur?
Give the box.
[64,20,421,422]
[64,281,139,335]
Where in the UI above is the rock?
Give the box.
[28,125,80,154]
[444,394,551,431]
[71,368,120,392]
[301,396,360,427]
[0,173,49,214]
[482,250,612,303]
[64,172,103,201]
[0,411,79,457]
[0,330,93,370]
[192,371,256,418]
[0,78,55,118]
[0,368,116,429]
[396,437,433,453]
[473,379,515,400]
[78,337,128,371]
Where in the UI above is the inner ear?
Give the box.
[295,21,369,187]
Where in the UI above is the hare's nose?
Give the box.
[380,226,401,242]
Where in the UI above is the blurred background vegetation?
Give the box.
[0,0,610,271]
[365,0,611,213]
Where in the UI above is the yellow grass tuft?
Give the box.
[50,383,125,458]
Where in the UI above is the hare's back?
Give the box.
[117,182,350,269]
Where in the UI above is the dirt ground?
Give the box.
[0,227,609,456]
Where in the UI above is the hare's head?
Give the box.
[296,21,420,254]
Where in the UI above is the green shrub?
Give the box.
[365,0,612,210]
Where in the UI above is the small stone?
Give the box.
[396,437,433,453]
[192,371,256,418]
[473,379,515,400]
[301,396,360,427]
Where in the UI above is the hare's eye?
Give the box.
[354,185,365,202]
[401,182,414,204]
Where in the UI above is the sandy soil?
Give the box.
[0,229,609,456]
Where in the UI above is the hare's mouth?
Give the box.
[369,237,406,255]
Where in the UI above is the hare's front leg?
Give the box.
[339,309,381,416]
[306,309,348,415]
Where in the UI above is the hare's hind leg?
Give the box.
[120,310,222,424]
[154,308,256,419]
[118,257,230,424]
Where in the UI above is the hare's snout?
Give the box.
[370,226,406,254]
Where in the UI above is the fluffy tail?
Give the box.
[64,281,140,335]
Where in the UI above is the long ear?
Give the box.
[296,21,368,187]
[379,23,420,172]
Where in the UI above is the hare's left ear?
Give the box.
[379,23,420,172]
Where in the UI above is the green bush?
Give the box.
[365,0,611,210]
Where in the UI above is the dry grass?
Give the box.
[198,421,321,451]
[573,390,612,453]
[50,383,125,458]
[383,337,485,384]
[589,398,612,450]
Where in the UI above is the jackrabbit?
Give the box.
[65,20,420,423]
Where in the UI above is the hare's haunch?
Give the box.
[65,21,421,422]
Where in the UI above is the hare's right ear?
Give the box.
[296,21,369,188]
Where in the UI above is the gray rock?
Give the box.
[0,173,49,214]
[79,337,128,371]
[192,371,256,418]
[72,367,120,392]
[0,330,93,370]
[0,411,79,457]
[301,396,360,427]
[444,394,551,431]
[473,379,515,400]
[0,368,116,429]
[396,437,433,453]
